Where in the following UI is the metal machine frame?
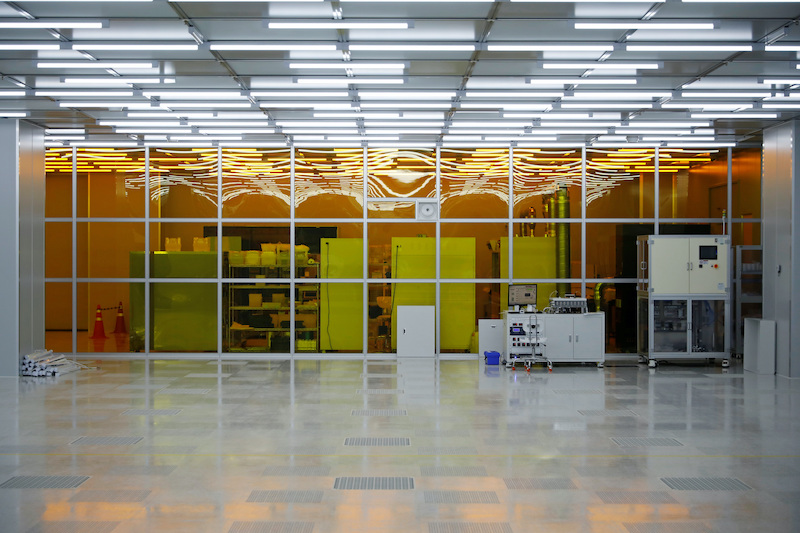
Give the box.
[637,235,731,368]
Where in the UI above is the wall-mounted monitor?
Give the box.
[508,284,537,307]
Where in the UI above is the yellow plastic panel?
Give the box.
[500,236,557,310]
[513,148,581,226]
[150,148,218,218]
[222,148,290,218]
[368,223,435,278]
[295,148,363,218]
[441,222,505,278]
[45,148,72,218]
[368,148,435,199]
[148,282,217,352]
[319,283,363,352]
[440,283,476,352]
[440,148,509,218]
[76,148,146,218]
[586,148,655,218]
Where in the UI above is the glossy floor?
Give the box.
[0,358,798,533]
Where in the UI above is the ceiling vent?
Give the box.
[416,200,438,221]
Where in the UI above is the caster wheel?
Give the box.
[648,359,657,369]
[597,362,604,368]
[722,359,730,368]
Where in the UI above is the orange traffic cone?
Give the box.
[112,301,127,334]
[89,305,107,339]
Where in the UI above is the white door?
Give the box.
[650,237,689,294]
[542,314,574,362]
[397,306,435,357]
[573,313,605,363]
[688,237,728,294]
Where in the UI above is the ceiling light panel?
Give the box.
[268,21,410,30]
[575,23,715,30]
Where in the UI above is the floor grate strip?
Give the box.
[351,409,408,416]
[344,437,410,446]
[612,437,683,447]
[661,477,751,491]
[70,436,143,446]
[1,476,90,489]
[122,409,182,416]
[333,476,414,490]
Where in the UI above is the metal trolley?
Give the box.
[502,311,552,372]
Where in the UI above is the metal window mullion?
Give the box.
[654,146,660,235]
[289,147,295,358]
[508,146,514,282]
[435,146,441,357]
[71,146,77,356]
[362,146,368,359]
[581,145,586,297]
[144,148,150,359]
[217,146,222,360]
[726,146,732,357]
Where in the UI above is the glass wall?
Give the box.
[43,146,760,357]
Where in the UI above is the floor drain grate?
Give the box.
[624,523,711,533]
[24,521,120,533]
[596,491,678,504]
[428,523,513,533]
[262,466,331,477]
[351,409,407,416]
[333,476,414,490]
[0,476,90,489]
[122,409,182,416]
[418,447,477,455]
[424,491,499,504]
[661,477,751,491]
[612,437,683,447]
[228,522,314,533]
[344,437,410,446]
[578,409,637,417]
[70,436,143,446]
[69,489,151,502]
[356,389,404,394]
[420,466,487,477]
[247,490,323,503]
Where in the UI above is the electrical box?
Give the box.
[640,235,728,295]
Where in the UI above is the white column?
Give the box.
[0,120,45,376]
[762,122,800,377]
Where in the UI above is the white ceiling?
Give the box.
[1,0,799,148]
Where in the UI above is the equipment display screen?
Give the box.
[509,326,525,335]
[699,245,717,260]
[509,284,537,306]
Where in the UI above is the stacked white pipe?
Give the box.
[20,350,83,377]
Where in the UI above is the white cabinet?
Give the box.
[397,305,435,357]
[641,236,729,295]
[542,313,605,364]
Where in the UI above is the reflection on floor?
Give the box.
[0,358,799,532]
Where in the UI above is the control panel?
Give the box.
[504,312,544,357]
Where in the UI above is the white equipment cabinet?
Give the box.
[637,235,730,368]
[502,310,605,370]
[397,305,435,357]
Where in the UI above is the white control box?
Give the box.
[642,236,728,295]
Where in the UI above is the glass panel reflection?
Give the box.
[732,147,761,219]
[440,148,509,218]
[513,148,581,232]
[79,282,141,353]
[46,222,71,278]
[45,282,72,353]
[76,148,146,218]
[145,222,218,279]
[586,148,655,218]
[226,282,289,353]
[46,148,72,218]
[295,148,363,218]
[222,148,290,218]
[367,148,435,199]
[148,282,217,352]
[78,222,145,279]
[150,148,218,218]
[659,148,726,219]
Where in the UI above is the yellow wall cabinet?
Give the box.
[499,237,558,311]
[320,238,363,351]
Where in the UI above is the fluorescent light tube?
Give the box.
[188,121,272,126]
[36,90,134,97]
[63,78,171,85]
[680,91,772,98]
[529,79,637,85]
[359,91,455,100]
[533,122,621,127]
[762,103,800,109]
[314,112,400,118]
[268,22,409,30]
[0,43,61,50]
[566,91,671,100]
[288,63,405,70]
[459,103,551,110]
[761,79,800,85]
[251,91,349,97]
[199,129,274,134]
[144,91,246,99]
[170,135,244,141]
[616,129,693,134]
[626,121,711,127]
[99,121,183,126]
[627,45,752,52]
[0,112,28,117]
[766,45,800,51]
[59,102,154,108]
[277,121,357,127]
[349,44,475,51]
[642,136,717,142]
[116,129,193,134]
[73,43,198,51]
[530,130,608,134]
[69,142,140,147]
[364,122,445,127]
[0,21,105,28]
[46,136,85,140]
[449,122,531,128]
[38,62,156,69]
[128,112,214,118]
[160,102,253,108]
[46,128,85,134]
[543,62,659,70]
[361,103,452,109]
[297,78,404,85]
[211,43,337,51]
[662,103,753,110]
[690,113,778,118]
[465,91,565,98]
[324,136,400,141]
[489,44,613,52]
[0,91,27,97]
[283,129,360,134]
[364,129,442,134]
[261,103,355,109]
[561,103,654,109]
[576,22,714,30]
